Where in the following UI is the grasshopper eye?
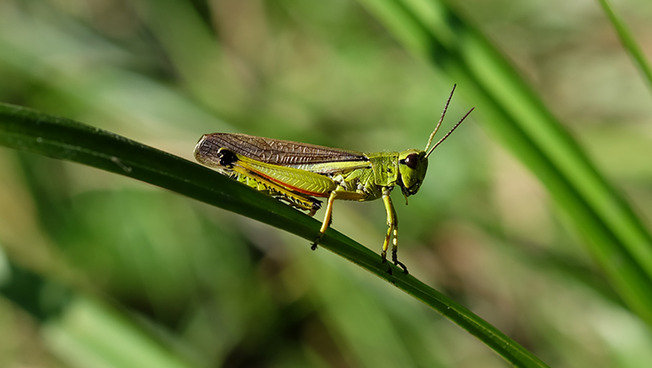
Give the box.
[404,153,419,169]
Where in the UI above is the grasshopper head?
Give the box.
[398,149,428,198]
[397,85,474,200]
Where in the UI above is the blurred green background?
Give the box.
[1,0,652,367]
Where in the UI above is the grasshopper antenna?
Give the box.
[424,85,456,153]
[425,85,474,158]
[426,107,474,158]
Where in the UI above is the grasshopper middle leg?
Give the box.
[311,190,337,250]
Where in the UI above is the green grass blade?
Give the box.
[356,0,652,324]
[0,103,548,367]
[596,0,652,91]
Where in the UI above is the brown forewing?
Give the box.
[198,133,368,166]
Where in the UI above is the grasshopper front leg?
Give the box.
[311,190,337,250]
[382,189,408,274]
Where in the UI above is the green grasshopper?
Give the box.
[194,85,473,273]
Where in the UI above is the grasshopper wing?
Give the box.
[195,133,371,175]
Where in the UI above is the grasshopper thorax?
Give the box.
[397,149,428,198]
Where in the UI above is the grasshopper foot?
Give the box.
[311,234,323,251]
[394,260,408,274]
[392,250,409,274]
[380,256,394,275]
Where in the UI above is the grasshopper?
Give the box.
[194,85,473,273]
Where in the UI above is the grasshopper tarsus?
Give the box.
[395,260,408,274]
[391,249,409,274]
[311,231,325,251]
[380,256,395,276]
